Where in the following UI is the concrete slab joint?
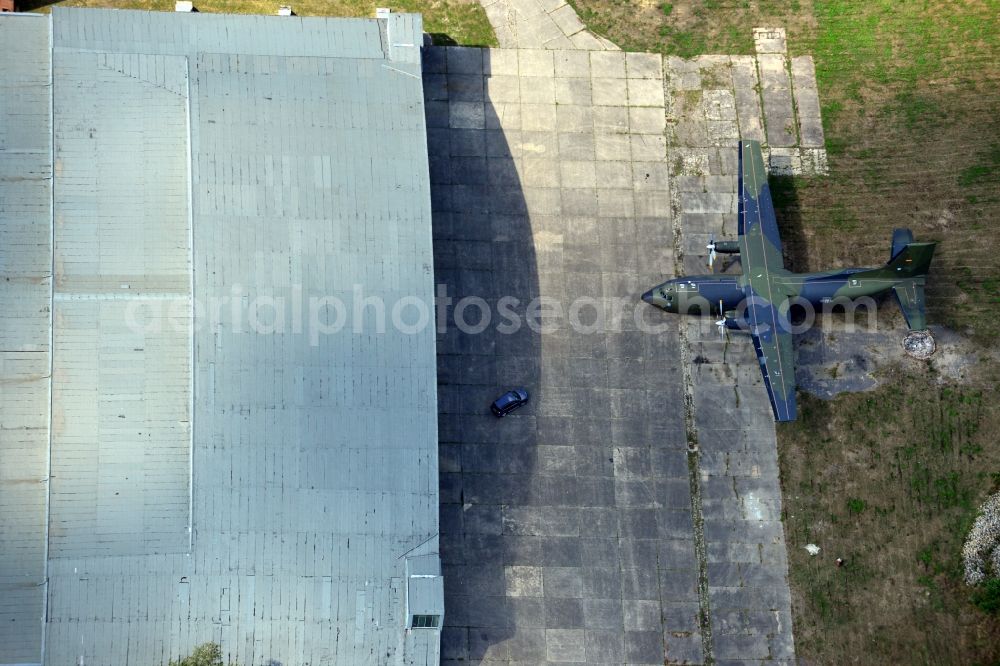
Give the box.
[663,27,827,175]
[429,23,831,666]
[430,41,692,666]
[753,26,828,175]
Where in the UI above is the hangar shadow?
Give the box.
[424,47,541,662]
[10,0,50,11]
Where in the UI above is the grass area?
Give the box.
[565,0,1000,662]
[779,1,1000,343]
[781,372,1000,663]
[21,0,498,46]
[567,0,805,56]
[568,0,1000,340]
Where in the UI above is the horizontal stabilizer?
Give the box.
[893,279,928,331]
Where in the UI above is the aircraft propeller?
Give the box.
[714,299,726,341]
[707,234,718,269]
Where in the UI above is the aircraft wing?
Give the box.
[737,140,784,270]
[747,299,797,422]
[738,140,796,421]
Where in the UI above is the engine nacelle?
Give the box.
[710,240,740,254]
[722,310,745,330]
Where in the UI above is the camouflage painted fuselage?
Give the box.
[643,140,936,332]
[643,267,910,321]
[641,140,936,422]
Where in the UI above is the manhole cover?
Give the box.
[903,330,936,359]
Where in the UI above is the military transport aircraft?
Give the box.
[641,140,936,422]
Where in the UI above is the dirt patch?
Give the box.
[795,318,992,400]
[566,0,816,56]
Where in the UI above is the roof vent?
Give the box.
[404,554,444,630]
[277,4,293,15]
[375,7,390,18]
[174,1,194,11]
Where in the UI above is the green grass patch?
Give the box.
[170,644,228,666]
[22,0,498,46]
[958,143,1000,188]
[973,579,1000,615]
[656,25,708,58]
[782,379,1000,662]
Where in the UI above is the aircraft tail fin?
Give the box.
[883,241,936,278]
[890,228,914,261]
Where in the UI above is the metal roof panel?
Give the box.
[0,14,52,665]
[29,8,440,665]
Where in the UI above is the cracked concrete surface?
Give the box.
[427,46,701,664]
[667,28,827,178]
[478,0,619,50]
[429,24,823,664]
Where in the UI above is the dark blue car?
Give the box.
[491,388,529,417]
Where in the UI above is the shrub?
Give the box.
[972,578,1000,615]
[169,643,224,666]
[847,497,867,515]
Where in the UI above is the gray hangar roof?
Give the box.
[0,7,441,666]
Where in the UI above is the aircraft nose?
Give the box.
[641,289,654,304]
